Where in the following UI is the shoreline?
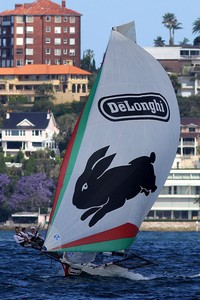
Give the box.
[1,221,200,231]
[140,221,200,231]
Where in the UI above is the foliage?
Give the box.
[192,18,200,35]
[15,150,24,163]
[22,149,59,178]
[8,95,30,104]
[81,49,98,89]
[81,49,96,72]
[177,96,200,117]
[168,73,181,94]
[56,113,78,153]
[154,36,165,47]
[178,38,190,45]
[35,84,55,100]
[0,174,10,204]
[162,13,182,46]
[32,98,54,112]
[193,36,200,46]
[0,174,12,222]
[9,173,55,213]
[0,153,7,174]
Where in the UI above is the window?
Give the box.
[69,27,75,34]
[16,27,23,34]
[46,48,51,54]
[190,50,200,56]
[26,60,33,64]
[63,16,68,22]
[69,38,75,45]
[5,130,11,136]
[63,27,68,33]
[69,49,75,56]
[46,26,51,33]
[54,27,61,34]
[16,38,23,45]
[54,59,61,65]
[54,38,61,45]
[63,49,67,55]
[189,127,195,132]
[69,16,75,23]
[45,59,51,64]
[180,50,189,57]
[26,26,34,33]
[26,48,33,55]
[55,16,61,23]
[16,16,23,23]
[54,49,61,56]
[63,38,67,44]
[16,59,23,66]
[45,38,51,44]
[26,16,34,23]
[196,186,200,194]
[32,142,42,147]
[26,38,33,44]
[46,16,51,22]
[16,48,23,55]
[32,130,42,136]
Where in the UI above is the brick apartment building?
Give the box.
[0,0,82,68]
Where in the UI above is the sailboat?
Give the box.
[42,21,180,276]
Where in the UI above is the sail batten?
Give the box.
[44,23,180,253]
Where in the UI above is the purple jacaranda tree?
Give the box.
[0,174,10,204]
[10,173,55,212]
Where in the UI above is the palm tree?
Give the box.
[162,13,182,46]
[153,36,165,47]
[192,18,200,35]
[172,19,183,43]
[179,38,190,45]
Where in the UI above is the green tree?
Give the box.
[168,73,181,94]
[0,153,7,173]
[162,13,182,45]
[179,38,190,45]
[154,36,165,47]
[23,155,35,175]
[193,36,200,46]
[192,17,200,35]
[56,113,78,154]
[35,84,55,101]
[81,49,96,72]
[15,150,24,163]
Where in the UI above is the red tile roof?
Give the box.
[0,64,91,75]
[0,0,81,16]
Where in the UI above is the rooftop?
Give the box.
[0,0,81,16]
[0,64,91,76]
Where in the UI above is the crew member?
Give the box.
[13,226,32,247]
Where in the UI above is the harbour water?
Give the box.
[1,230,200,300]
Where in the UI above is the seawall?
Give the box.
[141,221,200,231]
[1,221,200,231]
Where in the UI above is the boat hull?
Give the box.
[62,261,131,277]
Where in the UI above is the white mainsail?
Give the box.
[44,23,180,253]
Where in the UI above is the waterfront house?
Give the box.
[1,110,59,156]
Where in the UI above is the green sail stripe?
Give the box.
[50,69,102,224]
[55,237,136,253]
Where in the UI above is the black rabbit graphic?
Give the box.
[73,146,157,227]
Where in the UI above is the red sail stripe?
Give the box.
[53,223,139,250]
[48,114,82,224]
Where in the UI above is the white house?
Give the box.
[147,168,200,221]
[1,111,59,156]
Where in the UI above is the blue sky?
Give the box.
[2,0,200,67]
